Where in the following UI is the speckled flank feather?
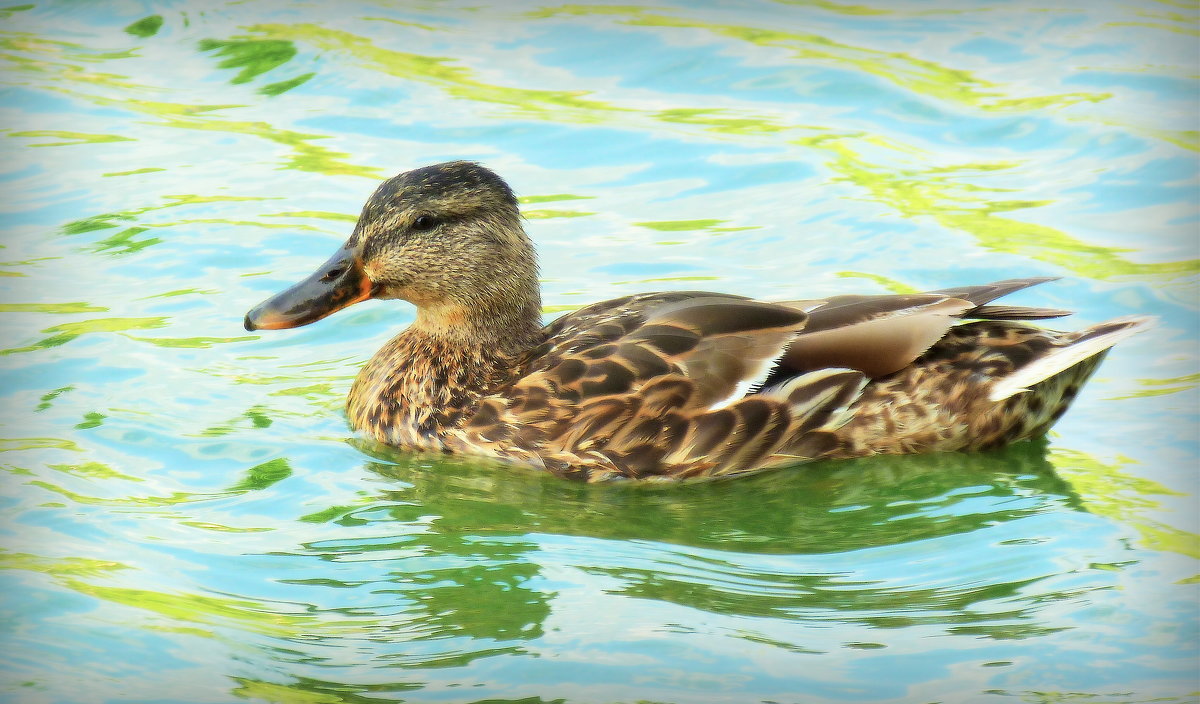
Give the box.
[247,161,1151,482]
[819,317,1152,460]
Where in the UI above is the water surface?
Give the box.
[1,1,1197,703]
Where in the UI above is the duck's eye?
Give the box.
[411,214,437,232]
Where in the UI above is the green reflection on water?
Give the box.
[230,678,400,704]
[199,38,299,85]
[91,226,161,255]
[774,0,891,15]
[198,17,1193,282]
[265,441,1091,647]
[1,316,168,355]
[0,6,34,20]
[249,23,631,122]
[197,405,275,437]
[7,13,1186,284]
[1110,373,1200,400]
[774,0,1003,16]
[0,551,127,579]
[76,582,329,638]
[354,438,1065,553]
[27,481,216,507]
[518,193,595,204]
[0,437,82,452]
[1132,125,1199,152]
[136,287,219,299]
[523,208,595,219]
[800,136,1200,280]
[1051,448,1200,560]
[262,210,359,223]
[348,432,1197,567]
[228,458,292,491]
[0,33,143,88]
[1,430,1190,693]
[655,106,794,135]
[540,304,583,314]
[0,302,107,314]
[62,214,134,235]
[835,271,923,293]
[74,412,104,430]
[1105,18,1200,37]
[635,218,728,231]
[530,5,1110,111]
[61,195,276,237]
[124,334,259,348]
[8,130,134,147]
[123,15,162,39]
[34,386,73,412]
[22,454,297,508]
[269,382,341,400]
[47,460,143,482]
[1,551,354,654]
[2,27,381,181]
[198,37,315,97]
[148,109,381,177]
[362,15,443,32]
[102,167,166,177]
[260,72,315,96]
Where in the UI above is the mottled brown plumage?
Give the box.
[245,161,1151,481]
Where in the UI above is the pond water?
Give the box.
[1,1,1197,702]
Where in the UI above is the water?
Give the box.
[1,1,1197,702]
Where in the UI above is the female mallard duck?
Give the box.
[245,161,1149,481]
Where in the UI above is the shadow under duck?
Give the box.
[245,161,1149,482]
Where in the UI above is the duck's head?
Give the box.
[244,161,540,337]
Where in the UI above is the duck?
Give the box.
[244,161,1150,482]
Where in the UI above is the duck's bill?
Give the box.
[244,245,374,331]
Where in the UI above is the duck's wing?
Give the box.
[776,294,974,378]
[776,278,1070,378]
[927,277,1072,320]
[518,291,809,411]
[461,292,870,479]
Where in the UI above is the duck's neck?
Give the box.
[411,288,544,355]
[347,290,544,448]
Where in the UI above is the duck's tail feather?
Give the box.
[929,277,1074,321]
[988,315,1154,402]
[969,304,1073,321]
[929,276,1058,306]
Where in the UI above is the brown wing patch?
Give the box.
[781,296,972,378]
[460,292,814,478]
[628,324,701,355]
[774,278,1070,380]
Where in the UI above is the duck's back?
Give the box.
[450,284,1148,480]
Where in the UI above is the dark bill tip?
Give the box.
[243,245,373,332]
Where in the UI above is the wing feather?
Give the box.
[780,296,972,377]
[775,278,1070,378]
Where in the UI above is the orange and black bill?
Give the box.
[244,243,374,331]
